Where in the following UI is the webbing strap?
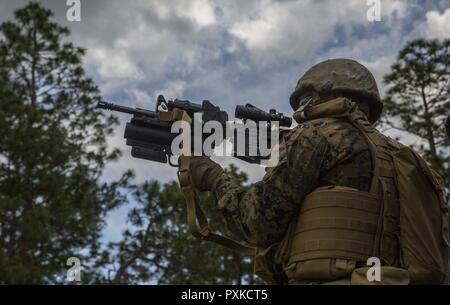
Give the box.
[346,113,381,194]
[177,155,255,256]
[295,217,378,235]
[301,187,380,214]
[291,239,374,261]
[346,111,401,262]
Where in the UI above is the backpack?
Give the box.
[392,146,450,284]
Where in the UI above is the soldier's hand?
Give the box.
[183,156,224,191]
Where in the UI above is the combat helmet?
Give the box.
[289,58,383,123]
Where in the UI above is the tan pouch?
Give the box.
[284,258,356,281]
[351,266,410,285]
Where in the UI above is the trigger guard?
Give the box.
[168,155,179,167]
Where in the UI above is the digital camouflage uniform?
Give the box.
[213,113,372,247]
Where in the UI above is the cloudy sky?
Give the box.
[1,0,449,240]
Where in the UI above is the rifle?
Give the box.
[97,95,293,255]
[97,95,292,165]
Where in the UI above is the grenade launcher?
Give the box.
[97,95,292,165]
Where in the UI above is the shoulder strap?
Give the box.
[346,112,381,194]
[178,155,255,256]
[346,110,401,263]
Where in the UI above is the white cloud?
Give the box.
[154,80,187,101]
[87,48,144,80]
[383,0,409,19]
[176,0,216,27]
[126,88,153,108]
[71,0,221,91]
[227,0,408,64]
[425,8,450,39]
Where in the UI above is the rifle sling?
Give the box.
[178,156,255,256]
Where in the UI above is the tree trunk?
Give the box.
[421,87,437,159]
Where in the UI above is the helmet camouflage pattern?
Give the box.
[290,58,383,123]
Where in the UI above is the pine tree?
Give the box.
[382,38,450,201]
[97,165,260,284]
[0,2,132,283]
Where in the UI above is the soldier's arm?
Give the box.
[212,124,330,247]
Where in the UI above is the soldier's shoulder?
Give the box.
[284,118,328,142]
[378,131,405,150]
[287,117,371,157]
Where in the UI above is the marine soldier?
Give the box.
[180,59,449,285]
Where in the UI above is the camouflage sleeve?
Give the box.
[213,123,330,247]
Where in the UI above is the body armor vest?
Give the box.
[284,114,402,281]
[281,98,403,283]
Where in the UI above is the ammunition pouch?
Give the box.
[283,186,381,282]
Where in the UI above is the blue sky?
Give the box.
[1,0,449,242]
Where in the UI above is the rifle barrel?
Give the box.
[97,101,157,118]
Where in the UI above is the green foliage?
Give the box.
[382,38,450,201]
[96,165,260,284]
[0,2,132,283]
[0,2,258,284]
